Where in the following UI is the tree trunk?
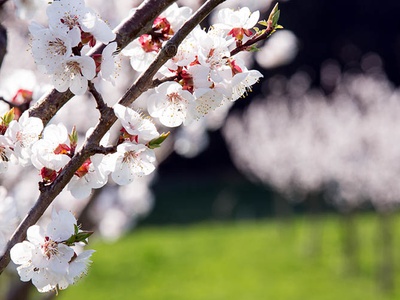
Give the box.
[377,211,395,293]
[341,207,359,274]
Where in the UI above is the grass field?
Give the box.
[21,213,400,299]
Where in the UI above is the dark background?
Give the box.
[142,0,400,225]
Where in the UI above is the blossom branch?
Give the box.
[230,26,275,56]
[119,0,226,108]
[230,3,282,56]
[0,0,225,274]
[28,0,177,126]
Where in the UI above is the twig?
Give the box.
[151,75,178,89]
[0,96,30,114]
[230,25,276,57]
[0,24,6,69]
[0,0,226,274]
[91,145,117,155]
[88,81,107,111]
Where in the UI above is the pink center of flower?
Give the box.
[75,158,91,178]
[122,151,139,164]
[167,92,187,105]
[60,13,80,30]
[48,38,68,56]
[66,60,82,76]
[42,236,59,259]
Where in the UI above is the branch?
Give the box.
[0,0,226,274]
[88,81,107,112]
[0,23,7,69]
[28,0,177,126]
[0,0,8,8]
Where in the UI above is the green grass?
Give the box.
[20,214,400,299]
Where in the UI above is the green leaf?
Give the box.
[258,20,268,27]
[2,108,15,125]
[268,3,280,27]
[69,126,78,146]
[147,132,170,149]
[248,45,260,52]
[64,225,94,246]
[75,230,94,244]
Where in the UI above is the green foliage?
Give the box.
[57,214,400,300]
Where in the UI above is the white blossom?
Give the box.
[47,0,115,44]
[5,112,43,167]
[110,143,156,185]
[67,154,110,199]
[214,7,260,33]
[29,24,79,74]
[147,81,196,127]
[113,104,159,143]
[51,56,96,95]
[10,209,94,292]
[31,123,71,171]
[99,42,119,85]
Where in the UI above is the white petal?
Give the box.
[10,241,34,265]
[112,163,135,185]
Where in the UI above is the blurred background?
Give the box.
[146,0,400,224]
[2,0,400,299]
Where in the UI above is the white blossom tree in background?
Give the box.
[223,58,400,290]
[0,0,289,298]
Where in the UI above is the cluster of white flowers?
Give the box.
[29,0,116,95]
[123,4,263,127]
[10,209,94,293]
[110,104,160,185]
[0,108,162,201]
[0,0,279,295]
[0,110,43,172]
